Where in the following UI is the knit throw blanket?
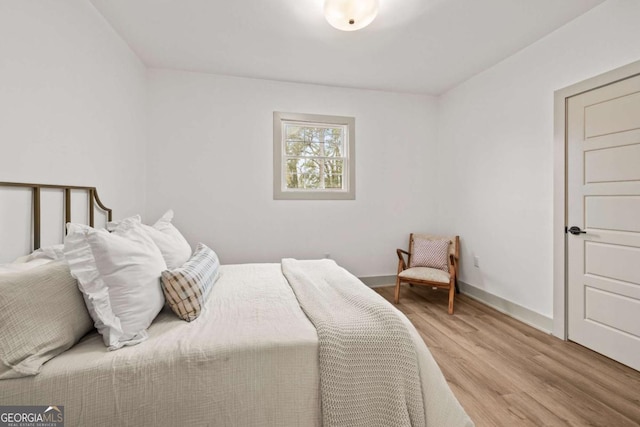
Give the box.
[281,259,426,427]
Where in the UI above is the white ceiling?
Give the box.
[89,0,605,95]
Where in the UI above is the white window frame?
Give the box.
[273,112,355,200]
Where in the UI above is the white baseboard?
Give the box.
[359,275,396,288]
[458,281,553,334]
[359,276,553,333]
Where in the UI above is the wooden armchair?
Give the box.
[394,234,460,314]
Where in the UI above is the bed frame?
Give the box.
[0,181,112,251]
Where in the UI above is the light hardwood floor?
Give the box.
[375,285,640,427]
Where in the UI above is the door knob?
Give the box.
[568,226,586,235]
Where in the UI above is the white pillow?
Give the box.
[108,210,192,270]
[148,210,192,269]
[64,216,167,350]
[0,244,66,275]
[0,258,53,275]
[14,244,65,264]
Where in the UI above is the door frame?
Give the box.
[553,59,640,339]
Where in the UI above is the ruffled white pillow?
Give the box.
[64,216,167,350]
[108,210,192,270]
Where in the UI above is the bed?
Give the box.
[0,182,474,427]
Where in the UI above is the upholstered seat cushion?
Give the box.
[398,267,450,284]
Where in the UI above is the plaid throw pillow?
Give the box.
[161,243,220,322]
[409,238,450,272]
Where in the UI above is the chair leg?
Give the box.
[394,277,401,304]
[448,283,455,315]
[455,277,460,294]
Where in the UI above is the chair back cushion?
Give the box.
[409,235,452,271]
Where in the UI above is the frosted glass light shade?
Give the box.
[324,0,379,31]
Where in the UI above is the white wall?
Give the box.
[147,70,438,277]
[0,0,147,261]
[437,0,640,319]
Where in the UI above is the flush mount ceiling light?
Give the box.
[324,0,379,31]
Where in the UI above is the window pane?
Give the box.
[285,141,323,156]
[285,124,344,157]
[297,127,323,145]
[285,125,308,156]
[324,159,344,189]
[286,158,321,189]
[285,125,303,140]
[323,128,343,157]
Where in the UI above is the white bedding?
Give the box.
[0,263,473,427]
[283,259,426,426]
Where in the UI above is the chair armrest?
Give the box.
[397,249,409,273]
[449,253,456,278]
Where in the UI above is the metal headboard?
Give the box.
[0,181,112,250]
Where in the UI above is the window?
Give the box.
[273,112,355,200]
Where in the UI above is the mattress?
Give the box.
[0,263,473,427]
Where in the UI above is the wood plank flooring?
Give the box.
[374,285,640,427]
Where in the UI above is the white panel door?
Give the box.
[567,73,640,371]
